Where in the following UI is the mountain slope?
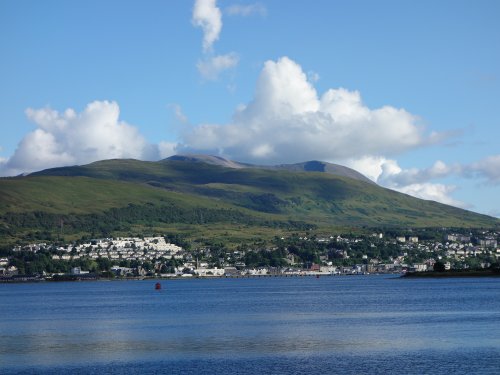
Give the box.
[1,156,498,245]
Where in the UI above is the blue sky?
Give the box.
[1,0,499,217]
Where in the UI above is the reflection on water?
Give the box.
[1,276,500,373]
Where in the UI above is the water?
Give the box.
[1,276,499,374]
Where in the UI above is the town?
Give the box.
[1,229,499,281]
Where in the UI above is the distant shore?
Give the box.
[3,271,499,283]
[0,272,380,283]
[403,269,500,278]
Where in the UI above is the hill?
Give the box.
[0,155,498,246]
[165,154,374,184]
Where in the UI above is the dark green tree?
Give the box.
[434,260,446,272]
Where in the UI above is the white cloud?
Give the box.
[307,70,320,83]
[347,153,500,189]
[225,3,267,17]
[192,0,222,52]
[369,153,500,196]
[197,53,239,80]
[466,155,500,184]
[356,157,466,207]
[341,156,391,182]
[396,183,466,208]
[0,101,161,176]
[191,0,239,80]
[158,141,178,159]
[180,55,471,208]
[180,56,430,163]
[168,103,189,124]
[246,56,320,117]
[339,156,464,207]
[378,160,457,187]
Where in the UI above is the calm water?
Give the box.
[1,275,499,374]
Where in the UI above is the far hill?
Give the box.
[0,155,498,246]
[165,154,374,184]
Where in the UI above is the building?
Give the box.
[479,238,497,248]
[70,267,90,275]
[445,234,471,243]
[195,268,225,277]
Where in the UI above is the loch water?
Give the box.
[1,275,499,374]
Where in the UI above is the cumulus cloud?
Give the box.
[225,3,267,17]
[396,183,466,208]
[180,55,473,208]
[341,156,390,182]
[378,160,458,186]
[180,56,429,163]
[197,52,239,80]
[0,101,161,176]
[340,156,465,207]
[349,154,500,208]
[371,153,500,190]
[192,0,222,52]
[377,160,464,207]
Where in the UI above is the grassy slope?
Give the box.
[0,176,175,213]
[1,159,498,245]
[79,159,497,227]
[0,174,276,244]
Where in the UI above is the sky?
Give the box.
[1,0,499,217]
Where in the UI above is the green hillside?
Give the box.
[1,157,498,246]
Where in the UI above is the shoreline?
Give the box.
[403,269,500,278]
[4,270,499,283]
[0,272,391,284]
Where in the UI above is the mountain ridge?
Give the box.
[164,154,375,184]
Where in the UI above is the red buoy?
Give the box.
[155,282,161,290]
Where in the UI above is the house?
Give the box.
[195,267,225,277]
[224,266,239,276]
[445,234,471,242]
[480,238,498,248]
[310,263,321,272]
[111,266,134,276]
[246,268,269,276]
[410,264,427,272]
